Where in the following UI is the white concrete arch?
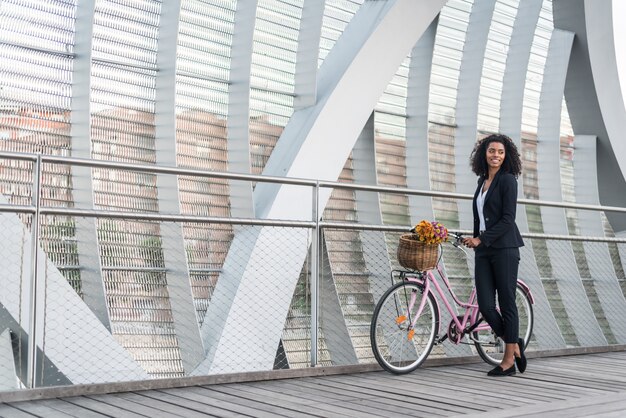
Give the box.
[154,0,205,373]
[69,0,111,331]
[195,0,447,374]
[553,0,626,232]
[452,0,496,229]
[227,0,259,218]
[499,0,565,350]
[294,0,325,109]
[573,135,626,343]
[536,29,606,347]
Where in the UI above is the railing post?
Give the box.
[310,181,320,367]
[27,154,42,388]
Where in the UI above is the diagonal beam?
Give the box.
[195,0,447,374]
[0,208,148,384]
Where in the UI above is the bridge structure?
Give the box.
[1,1,626,416]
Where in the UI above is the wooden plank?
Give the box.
[0,404,37,417]
[346,396,449,418]
[539,357,626,380]
[467,390,626,417]
[169,386,307,418]
[313,373,508,411]
[85,394,183,418]
[136,390,233,417]
[236,379,363,405]
[114,392,211,418]
[282,378,452,417]
[409,367,575,400]
[24,399,109,418]
[438,365,604,399]
[61,396,150,418]
[519,366,626,391]
[238,380,402,417]
[208,382,378,418]
[560,399,626,417]
[292,374,485,414]
[349,370,545,404]
[455,361,622,392]
[6,401,72,418]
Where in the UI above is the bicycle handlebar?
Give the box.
[448,232,464,247]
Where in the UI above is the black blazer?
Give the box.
[472,170,524,249]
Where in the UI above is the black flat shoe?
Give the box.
[487,364,516,377]
[515,338,527,373]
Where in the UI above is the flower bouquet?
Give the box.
[398,220,448,271]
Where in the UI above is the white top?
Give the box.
[476,186,488,233]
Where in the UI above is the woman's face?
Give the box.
[485,140,506,170]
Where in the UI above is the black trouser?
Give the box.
[474,246,520,344]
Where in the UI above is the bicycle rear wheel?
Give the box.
[472,282,534,366]
[370,281,439,374]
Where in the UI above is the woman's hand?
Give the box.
[463,237,481,249]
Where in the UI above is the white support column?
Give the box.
[154,0,205,373]
[500,0,543,140]
[69,0,111,330]
[536,29,606,347]
[195,0,447,374]
[584,0,626,232]
[553,0,626,232]
[352,113,390,303]
[573,135,626,343]
[406,18,437,223]
[226,0,258,218]
[294,0,325,109]
[318,114,380,366]
[500,0,564,350]
[406,16,472,358]
[446,0,496,355]
[453,0,496,211]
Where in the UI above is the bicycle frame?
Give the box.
[396,265,534,344]
[397,266,488,342]
[392,227,536,346]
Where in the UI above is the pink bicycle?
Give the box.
[370,232,534,374]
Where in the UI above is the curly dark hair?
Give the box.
[469,133,522,178]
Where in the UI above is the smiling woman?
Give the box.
[463,133,526,377]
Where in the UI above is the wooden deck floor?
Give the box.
[2,351,626,417]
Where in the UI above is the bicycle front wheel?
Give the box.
[370,281,439,374]
[472,282,534,366]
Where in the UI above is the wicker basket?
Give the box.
[397,233,439,271]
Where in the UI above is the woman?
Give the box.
[462,134,526,376]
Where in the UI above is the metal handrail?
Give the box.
[3,150,625,215]
[2,150,626,386]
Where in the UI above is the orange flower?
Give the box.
[412,219,448,245]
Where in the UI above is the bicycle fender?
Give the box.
[516,279,534,304]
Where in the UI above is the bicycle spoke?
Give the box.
[370,282,438,374]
